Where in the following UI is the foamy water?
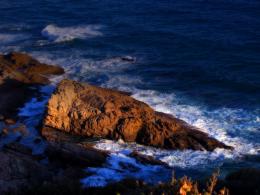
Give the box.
[41,24,103,43]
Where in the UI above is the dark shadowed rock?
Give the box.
[42,79,232,151]
[46,142,108,167]
[130,151,169,167]
[0,141,107,194]
[0,144,53,195]
[224,168,260,195]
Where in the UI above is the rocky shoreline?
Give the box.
[0,52,258,195]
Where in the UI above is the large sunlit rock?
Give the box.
[42,79,232,151]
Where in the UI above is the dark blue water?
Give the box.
[1,0,260,108]
[1,0,260,181]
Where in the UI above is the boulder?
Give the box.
[42,79,232,151]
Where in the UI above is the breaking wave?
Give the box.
[41,24,103,43]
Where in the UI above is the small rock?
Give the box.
[13,124,28,136]
[121,55,136,62]
[4,118,16,125]
[2,128,9,135]
[130,151,169,167]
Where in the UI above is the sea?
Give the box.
[0,0,259,187]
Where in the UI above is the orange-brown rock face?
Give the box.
[0,52,64,85]
[42,79,232,151]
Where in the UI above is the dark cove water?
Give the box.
[1,0,260,185]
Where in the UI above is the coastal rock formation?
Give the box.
[0,52,64,119]
[0,52,64,85]
[42,79,232,151]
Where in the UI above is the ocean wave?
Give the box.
[41,24,103,43]
[0,33,29,53]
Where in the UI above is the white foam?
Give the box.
[132,89,260,154]
[81,150,168,187]
[41,24,103,43]
[30,51,139,90]
[0,33,28,52]
[17,85,55,154]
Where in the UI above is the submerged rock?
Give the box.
[42,79,232,151]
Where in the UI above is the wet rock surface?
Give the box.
[42,79,232,151]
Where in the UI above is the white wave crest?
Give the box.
[41,24,103,43]
[81,149,169,187]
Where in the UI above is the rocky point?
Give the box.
[42,79,232,151]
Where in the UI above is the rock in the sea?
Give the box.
[0,52,64,119]
[0,52,64,85]
[42,79,232,151]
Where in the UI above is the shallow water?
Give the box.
[0,0,260,187]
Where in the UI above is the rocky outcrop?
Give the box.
[0,52,64,119]
[42,79,232,151]
[0,143,53,194]
[0,52,64,85]
[0,141,108,195]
